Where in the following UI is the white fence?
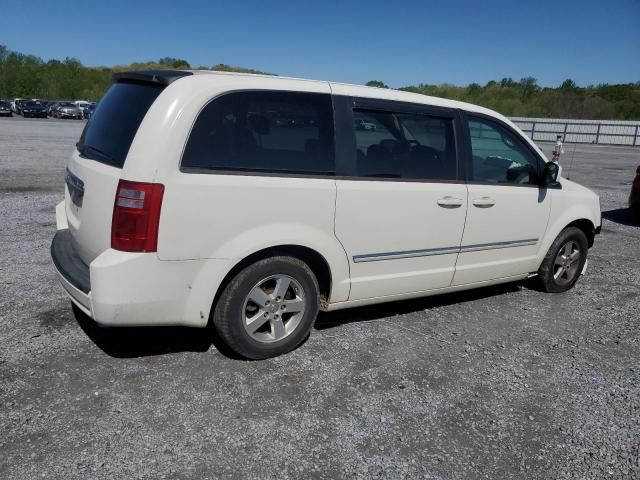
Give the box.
[510,117,640,147]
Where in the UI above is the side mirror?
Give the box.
[542,162,561,188]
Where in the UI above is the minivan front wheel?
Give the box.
[213,256,320,359]
[537,227,588,293]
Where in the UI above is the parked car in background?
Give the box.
[0,100,12,116]
[53,102,83,119]
[354,118,377,131]
[11,98,23,113]
[14,99,29,115]
[82,102,96,119]
[48,101,61,117]
[51,70,601,360]
[74,100,91,111]
[21,100,48,118]
[630,164,640,223]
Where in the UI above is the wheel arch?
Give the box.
[209,245,334,322]
[536,206,599,271]
[564,218,596,248]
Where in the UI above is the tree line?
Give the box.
[0,45,275,102]
[0,45,638,119]
[367,78,640,120]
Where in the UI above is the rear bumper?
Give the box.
[50,229,93,315]
[51,228,232,328]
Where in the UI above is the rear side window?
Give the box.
[354,109,457,180]
[77,81,164,168]
[181,91,335,175]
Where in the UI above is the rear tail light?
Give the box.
[111,180,164,252]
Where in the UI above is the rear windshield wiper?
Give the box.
[76,142,115,164]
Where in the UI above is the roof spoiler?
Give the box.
[112,70,193,86]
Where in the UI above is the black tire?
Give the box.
[631,206,640,225]
[537,227,588,293]
[212,256,320,359]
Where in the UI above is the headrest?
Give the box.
[247,113,270,135]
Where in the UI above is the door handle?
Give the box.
[472,196,496,208]
[437,196,464,208]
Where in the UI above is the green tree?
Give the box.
[560,79,578,92]
[366,80,388,88]
[158,57,191,69]
[518,77,540,101]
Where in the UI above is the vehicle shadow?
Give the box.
[73,282,524,359]
[602,208,639,227]
[315,282,523,330]
[71,304,242,359]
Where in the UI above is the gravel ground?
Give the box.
[0,116,638,479]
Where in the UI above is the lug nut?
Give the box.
[274,314,279,319]
[281,305,286,310]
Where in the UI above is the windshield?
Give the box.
[77,81,164,168]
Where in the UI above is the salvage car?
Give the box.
[0,100,12,116]
[54,102,83,119]
[354,117,377,131]
[82,102,96,119]
[14,99,28,115]
[51,70,602,359]
[21,100,48,118]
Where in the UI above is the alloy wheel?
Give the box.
[242,274,306,343]
[553,240,582,286]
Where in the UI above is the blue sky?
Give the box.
[3,0,639,87]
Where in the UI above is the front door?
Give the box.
[453,115,551,286]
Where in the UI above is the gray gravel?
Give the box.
[1,116,639,479]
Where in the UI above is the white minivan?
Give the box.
[51,70,601,359]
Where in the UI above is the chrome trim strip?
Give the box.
[459,238,538,253]
[353,246,460,263]
[353,238,538,263]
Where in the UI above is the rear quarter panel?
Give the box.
[136,75,350,302]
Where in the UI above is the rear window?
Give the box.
[77,81,164,168]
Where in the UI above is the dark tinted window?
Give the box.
[354,109,457,180]
[182,91,335,175]
[469,117,541,185]
[77,81,164,168]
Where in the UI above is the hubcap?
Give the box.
[242,275,306,343]
[553,240,581,286]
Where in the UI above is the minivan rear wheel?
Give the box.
[212,256,320,359]
[537,227,588,293]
